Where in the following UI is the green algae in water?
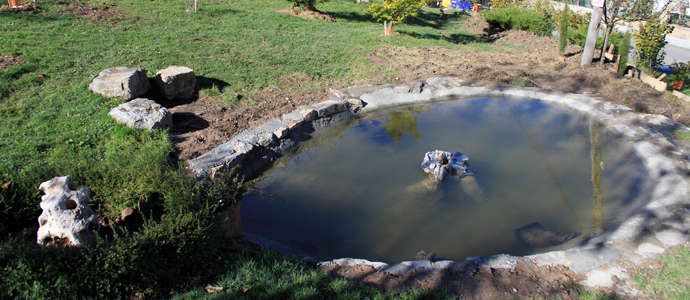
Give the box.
[242,98,653,263]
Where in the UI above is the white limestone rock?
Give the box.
[37,176,99,246]
[109,98,172,131]
[155,66,196,100]
[89,67,150,99]
[421,150,475,181]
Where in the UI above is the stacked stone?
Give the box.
[90,66,197,131]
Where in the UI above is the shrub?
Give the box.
[618,32,632,76]
[634,18,673,70]
[0,169,254,299]
[568,23,624,55]
[558,5,569,56]
[482,8,555,37]
[286,0,328,10]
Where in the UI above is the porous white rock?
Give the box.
[155,66,196,100]
[109,98,172,131]
[37,176,99,246]
[89,67,150,99]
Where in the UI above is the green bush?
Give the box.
[0,168,256,299]
[567,23,625,55]
[482,8,555,37]
[618,32,632,76]
[286,0,328,9]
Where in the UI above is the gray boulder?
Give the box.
[156,66,196,100]
[109,98,172,130]
[89,67,150,99]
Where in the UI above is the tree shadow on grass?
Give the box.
[396,30,494,45]
[404,10,468,29]
[325,10,376,23]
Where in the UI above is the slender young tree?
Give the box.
[558,4,570,58]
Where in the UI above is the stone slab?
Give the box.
[89,67,150,99]
[108,98,172,131]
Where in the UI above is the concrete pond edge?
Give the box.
[188,77,690,293]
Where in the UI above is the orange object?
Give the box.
[386,28,393,35]
[8,0,19,7]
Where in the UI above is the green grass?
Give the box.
[0,0,494,226]
[634,243,690,299]
[0,0,495,298]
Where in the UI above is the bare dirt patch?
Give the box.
[0,54,24,70]
[0,2,39,14]
[279,7,336,22]
[321,259,584,300]
[168,84,333,162]
[58,1,123,23]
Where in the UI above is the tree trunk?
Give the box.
[580,4,604,66]
[598,24,614,65]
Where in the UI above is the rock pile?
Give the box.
[90,65,195,131]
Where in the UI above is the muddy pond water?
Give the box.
[242,97,653,263]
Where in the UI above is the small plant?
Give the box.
[558,5,570,57]
[367,0,424,36]
[670,61,690,89]
[618,32,632,76]
[509,76,535,87]
[634,18,673,71]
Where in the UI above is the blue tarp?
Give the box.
[465,1,471,10]
[655,66,674,74]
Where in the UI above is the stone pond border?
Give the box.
[189,77,690,292]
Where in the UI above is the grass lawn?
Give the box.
[0,0,488,298]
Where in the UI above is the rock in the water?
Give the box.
[155,66,196,100]
[516,222,581,248]
[421,150,474,182]
[37,176,99,246]
[415,251,436,261]
[89,67,150,99]
[109,98,172,131]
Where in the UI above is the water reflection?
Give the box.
[381,106,428,144]
[589,119,605,236]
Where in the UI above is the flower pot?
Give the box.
[386,28,393,35]
[673,80,684,89]
[9,0,19,8]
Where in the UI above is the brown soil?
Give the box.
[0,54,24,70]
[321,259,584,299]
[58,1,123,23]
[279,6,336,22]
[0,2,39,14]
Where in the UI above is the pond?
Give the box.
[241,97,653,264]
